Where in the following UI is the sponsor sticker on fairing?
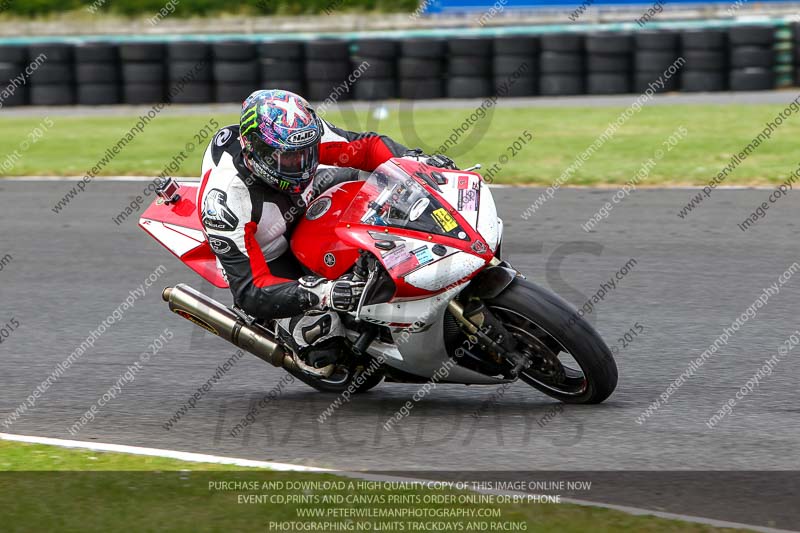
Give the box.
[432,208,458,232]
[381,244,409,270]
[458,188,479,211]
[411,246,434,265]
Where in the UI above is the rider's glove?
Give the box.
[299,276,365,312]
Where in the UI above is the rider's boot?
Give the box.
[276,311,346,368]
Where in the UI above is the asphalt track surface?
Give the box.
[1,180,799,530]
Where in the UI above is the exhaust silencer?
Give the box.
[162,284,332,377]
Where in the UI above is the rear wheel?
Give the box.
[285,355,385,394]
[484,278,617,404]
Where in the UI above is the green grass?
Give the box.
[2,102,799,186]
[0,0,419,18]
[0,441,750,532]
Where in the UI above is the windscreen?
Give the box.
[341,162,466,239]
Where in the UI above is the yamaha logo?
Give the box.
[287,130,317,145]
[324,253,336,267]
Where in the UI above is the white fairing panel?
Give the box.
[437,170,500,251]
[404,252,485,291]
[476,185,500,251]
[358,285,507,384]
[139,218,204,257]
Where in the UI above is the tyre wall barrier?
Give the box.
[0,24,797,107]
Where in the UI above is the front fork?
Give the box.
[447,261,533,377]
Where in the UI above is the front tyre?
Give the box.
[484,278,618,404]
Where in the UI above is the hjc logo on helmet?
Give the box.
[287,130,318,145]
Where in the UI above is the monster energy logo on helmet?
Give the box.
[240,106,259,136]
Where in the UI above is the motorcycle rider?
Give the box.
[198,89,412,368]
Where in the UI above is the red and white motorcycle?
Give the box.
[140,158,617,403]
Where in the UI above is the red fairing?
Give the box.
[291,181,364,279]
[291,158,494,300]
[139,182,229,288]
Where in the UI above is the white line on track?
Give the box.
[1,432,794,533]
[0,432,328,472]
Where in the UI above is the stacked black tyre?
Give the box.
[74,42,119,105]
[729,26,775,91]
[773,26,794,89]
[351,39,397,101]
[28,43,74,105]
[633,32,681,93]
[120,43,165,104]
[540,33,584,96]
[795,24,800,87]
[0,46,29,107]
[398,39,445,99]
[492,36,538,97]
[305,40,351,102]
[259,40,304,95]
[446,37,493,98]
[167,42,213,104]
[585,33,632,94]
[213,41,258,103]
[680,30,727,92]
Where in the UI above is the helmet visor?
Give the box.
[250,137,319,181]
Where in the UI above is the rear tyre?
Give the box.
[286,356,385,394]
[484,278,617,404]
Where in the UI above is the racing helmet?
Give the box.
[239,89,322,193]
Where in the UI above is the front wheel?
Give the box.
[484,278,618,404]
